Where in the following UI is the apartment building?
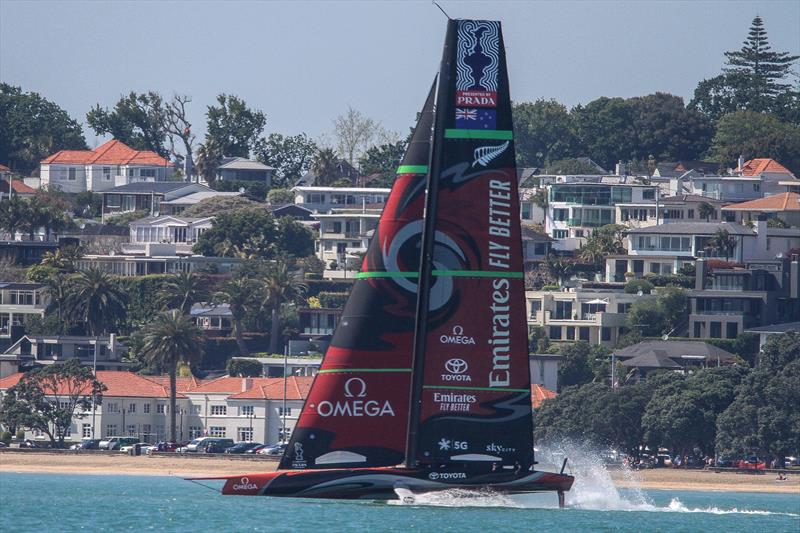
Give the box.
[0,282,48,341]
[689,256,800,340]
[0,334,128,378]
[314,209,381,266]
[125,216,214,255]
[722,192,800,226]
[292,186,390,214]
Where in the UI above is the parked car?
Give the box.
[99,437,139,450]
[70,439,101,450]
[259,443,287,456]
[177,438,211,453]
[119,443,147,453]
[784,456,799,469]
[738,456,766,470]
[714,457,735,468]
[225,442,263,454]
[201,439,235,454]
[245,444,269,454]
[147,442,178,454]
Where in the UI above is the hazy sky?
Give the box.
[2,0,799,149]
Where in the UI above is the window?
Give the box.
[68,167,77,181]
[59,400,71,410]
[106,402,119,413]
[726,322,738,338]
[553,208,568,222]
[553,229,568,239]
[687,209,694,219]
[143,403,150,414]
[554,300,572,320]
[238,427,254,442]
[694,322,702,338]
[601,327,611,341]
[579,327,590,341]
[189,426,202,439]
[103,166,111,180]
[58,425,72,438]
[574,229,584,238]
[156,404,166,414]
[106,424,117,437]
[710,322,722,339]
[549,326,562,340]
[82,424,92,438]
[642,189,655,200]
[140,168,157,178]
[240,405,254,416]
[127,425,136,437]
[566,326,575,340]
[617,303,631,314]
[332,222,342,234]
[521,203,532,220]
[209,426,226,438]
[279,407,293,417]
[210,405,227,416]
[529,300,541,317]
[128,403,136,414]
[192,405,202,415]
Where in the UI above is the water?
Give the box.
[1,472,797,532]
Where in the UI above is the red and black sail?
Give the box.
[407,20,534,468]
[279,84,436,470]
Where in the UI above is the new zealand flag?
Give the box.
[455,107,496,129]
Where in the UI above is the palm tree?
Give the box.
[698,202,716,222]
[311,148,342,186]
[0,196,30,239]
[544,254,575,286]
[41,246,82,273]
[194,140,222,184]
[214,277,256,356]
[158,272,209,313]
[707,229,737,261]
[142,310,204,442]
[67,269,128,335]
[43,271,73,331]
[260,260,307,354]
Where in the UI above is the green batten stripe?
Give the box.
[444,129,514,140]
[423,385,530,393]
[396,165,428,174]
[356,271,418,279]
[318,368,412,374]
[432,270,523,278]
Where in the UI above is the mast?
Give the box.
[405,21,456,469]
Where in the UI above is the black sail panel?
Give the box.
[411,20,534,468]
[279,83,436,470]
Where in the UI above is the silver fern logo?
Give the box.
[472,141,510,167]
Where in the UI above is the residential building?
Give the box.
[613,341,736,379]
[658,194,724,224]
[0,334,128,378]
[531,384,557,409]
[529,353,562,392]
[0,176,36,201]
[229,356,322,378]
[678,174,767,203]
[57,224,129,255]
[215,157,274,184]
[40,140,172,193]
[314,208,380,266]
[546,182,659,250]
[75,251,242,277]
[652,161,720,178]
[0,282,48,341]
[298,307,341,338]
[292,186,390,214]
[527,285,655,346]
[159,191,241,215]
[625,222,754,262]
[737,158,796,181]
[722,192,800,227]
[689,256,800,340]
[745,322,800,350]
[191,303,233,334]
[100,182,215,219]
[124,215,214,255]
[521,225,553,264]
[0,239,68,266]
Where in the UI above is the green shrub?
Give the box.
[0,431,11,444]
[15,430,25,440]
[644,273,693,288]
[624,279,654,294]
[318,291,349,308]
[227,358,263,377]
[541,284,560,291]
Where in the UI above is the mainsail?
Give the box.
[280,84,436,470]
[407,20,534,468]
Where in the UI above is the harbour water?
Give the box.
[1,471,797,532]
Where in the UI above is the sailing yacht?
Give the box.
[196,18,574,505]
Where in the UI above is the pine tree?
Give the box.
[723,16,799,101]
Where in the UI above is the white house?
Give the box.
[124,215,214,255]
[0,282,48,341]
[40,140,173,193]
[292,186,390,214]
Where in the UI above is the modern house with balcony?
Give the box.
[689,256,800,340]
[0,282,48,343]
[75,250,242,277]
[292,186,390,214]
[191,303,233,334]
[100,182,215,219]
[125,215,214,255]
[215,157,274,184]
[546,182,659,250]
[298,307,341,338]
[657,194,724,224]
[40,140,173,193]
[314,208,381,266]
[721,192,800,227]
[526,285,655,346]
[0,334,129,378]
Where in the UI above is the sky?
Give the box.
[1,0,799,150]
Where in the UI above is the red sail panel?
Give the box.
[413,20,534,467]
[279,84,436,470]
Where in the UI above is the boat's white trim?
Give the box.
[449,453,502,461]
[314,451,368,465]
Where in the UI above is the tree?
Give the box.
[0,359,105,447]
[512,99,576,167]
[267,188,294,206]
[0,83,87,174]
[141,310,204,442]
[227,358,262,378]
[557,342,605,390]
[698,201,717,222]
[163,94,196,176]
[214,277,258,356]
[571,97,636,171]
[193,208,278,259]
[158,272,209,314]
[311,148,349,186]
[579,224,625,268]
[67,269,128,335]
[657,285,689,334]
[86,91,168,157]
[205,94,266,158]
[332,106,389,167]
[357,140,407,187]
[194,139,223,184]
[254,133,318,187]
[74,191,102,218]
[181,195,262,218]
[543,254,575,286]
[708,111,800,175]
[627,299,666,337]
[706,229,737,261]
[0,196,29,239]
[260,260,307,354]
[24,189,73,240]
[274,216,315,258]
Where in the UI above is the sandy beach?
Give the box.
[1,451,799,494]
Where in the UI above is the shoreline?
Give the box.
[2,452,799,494]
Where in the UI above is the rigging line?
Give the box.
[432,1,451,20]
[185,478,222,493]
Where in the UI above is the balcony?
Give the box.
[566,219,608,228]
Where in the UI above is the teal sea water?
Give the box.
[0,472,798,532]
